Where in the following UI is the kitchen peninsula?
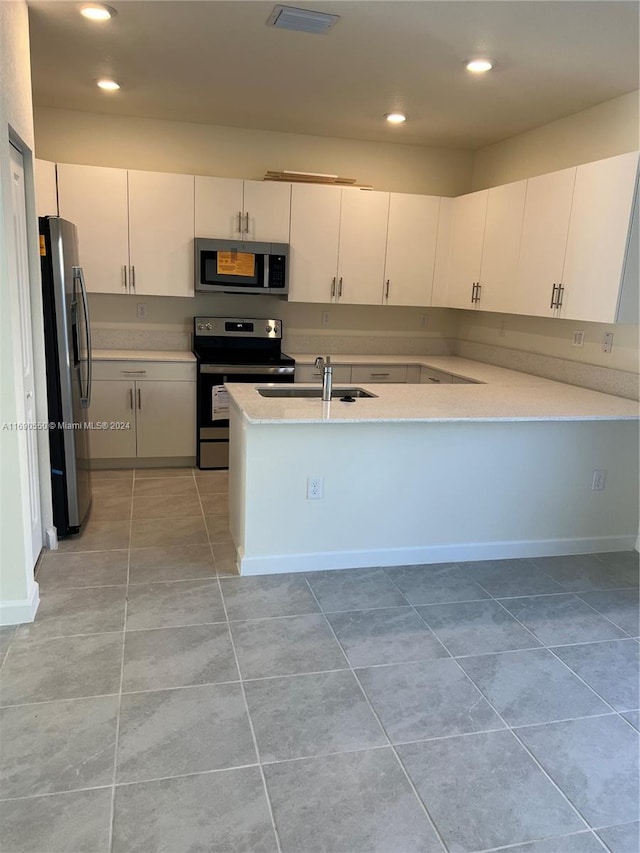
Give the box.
[226,359,639,576]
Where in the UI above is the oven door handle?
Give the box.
[199,364,295,375]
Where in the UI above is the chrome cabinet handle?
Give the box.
[130,266,136,292]
[129,388,134,409]
[121,369,147,375]
[385,279,390,299]
[244,211,249,233]
[237,211,242,233]
[471,282,476,303]
[428,377,441,383]
[331,277,336,298]
[371,372,390,377]
[556,283,564,308]
[137,388,141,410]
[475,283,481,302]
[550,283,558,308]
[338,277,343,297]
[122,265,128,291]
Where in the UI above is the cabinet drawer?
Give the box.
[92,361,196,382]
[351,365,407,383]
[295,364,352,383]
[451,375,478,384]
[420,366,453,384]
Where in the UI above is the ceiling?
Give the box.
[27,1,639,150]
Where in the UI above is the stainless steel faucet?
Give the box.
[314,355,333,401]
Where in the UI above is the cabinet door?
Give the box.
[445,190,488,309]
[57,163,129,294]
[34,159,58,217]
[136,380,196,458]
[128,170,195,297]
[420,366,453,384]
[384,193,440,307]
[195,176,244,239]
[350,365,407,383]
[477,181,527,314]
[431,197,454,307]
[295,364,352,383]
[561,151,639,323]
[337,189,389,305]
[243,180,291,242]
[87,380,136,460]
[514,167,576,318]
[288,184,341,303]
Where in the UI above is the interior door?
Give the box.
[9,144,43,567]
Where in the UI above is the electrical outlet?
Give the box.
[136,303,147,320]
[603,332,614,353]
[306,476,323,500]
[592,469,607,491]
[571,330,585,347]
[322,311,330,326]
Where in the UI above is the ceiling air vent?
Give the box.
[267,5,340,34]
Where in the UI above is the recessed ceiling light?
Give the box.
[466,59,493,74]
[80,3,116,21]
[385,113,407,124]
[96,78,121,91]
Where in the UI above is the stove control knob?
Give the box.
[205,323,212,330]
[197,323,204,330]
[265,325,273,333]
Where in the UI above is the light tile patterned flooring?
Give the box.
[0,468,639,852]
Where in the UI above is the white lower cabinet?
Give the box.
[295,364,352,384]
[350,365,408,383]
[88,362,196,462]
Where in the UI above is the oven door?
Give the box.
[197,364,294,469]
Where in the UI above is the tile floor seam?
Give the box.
[469,829,608,853]
[195,471,224,577]
[111,761,262,790]
[542,645,634,720]
[215,574,284,853]
[301,575,451,853]
[449,659,595,834]
[106,481,134,853]
[385,581,597,837]
[380,567,454,656]
[0,782,114,803]
[0,691,121,710]
[570,591,638,638]
[491,598,624,716]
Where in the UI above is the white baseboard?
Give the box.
[0,581,40,625]
[239,535,638,575]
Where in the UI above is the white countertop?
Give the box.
[92,349,196,363]
[226,357,639,424]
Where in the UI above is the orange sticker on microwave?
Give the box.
[217,251,255,277]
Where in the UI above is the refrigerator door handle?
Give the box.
[73,266,92,408]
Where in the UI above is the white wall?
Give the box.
[34,106,474,196]
[472,91,640,191]
[0,0,49,614]
[231,414,640,574]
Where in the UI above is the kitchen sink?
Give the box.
[257,386,378,399]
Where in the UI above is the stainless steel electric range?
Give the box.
[193,317,295,469]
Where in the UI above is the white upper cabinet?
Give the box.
[336,188,389,305]
[477,180,527,314]
[513,166,576,318]
[58,164,194,297]
[560,151,639,323]
[57,163,130,295]
[383,193,441,307]
[288,183,341,303]
[194,176,291,243]
[445,189,488,309]
[128,170,194,297]
[431,197,454,307]
[34,159,58,217]
[288,185,389,305]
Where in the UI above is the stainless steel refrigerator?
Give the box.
[39,216,92,536]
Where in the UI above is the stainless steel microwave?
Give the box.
[195,238,289,295]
